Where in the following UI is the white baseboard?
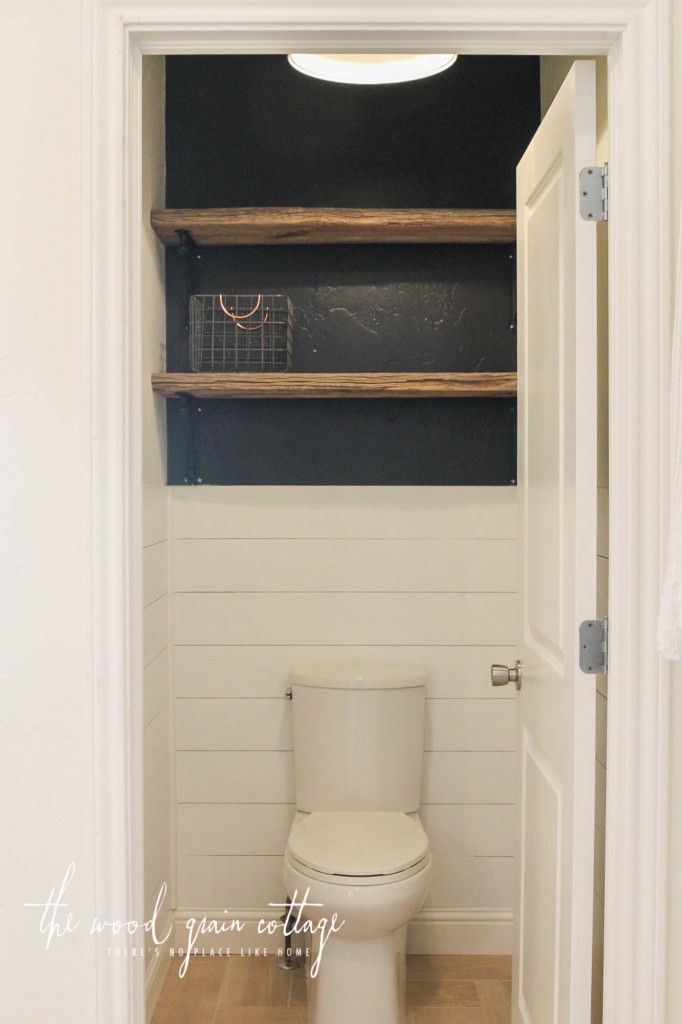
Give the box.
[408,909,513,954]
[169,908,513,958]
[144,912,173,1024]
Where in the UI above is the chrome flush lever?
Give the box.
[491,661,522,691]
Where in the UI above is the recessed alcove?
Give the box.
[140,49,566,1024]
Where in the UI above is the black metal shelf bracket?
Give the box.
[178,395,204,485]
[175,229,202,317]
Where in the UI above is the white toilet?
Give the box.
[283,661,432,1024]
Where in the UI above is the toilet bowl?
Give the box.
[283,662,431,1024]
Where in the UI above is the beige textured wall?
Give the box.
[0,2,95,1021]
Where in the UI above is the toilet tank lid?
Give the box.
[289,661,427,690]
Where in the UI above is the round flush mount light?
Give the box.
[287,53,458,86]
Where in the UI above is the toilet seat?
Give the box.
[286,811,430,886]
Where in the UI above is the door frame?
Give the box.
[84,2,672,1023]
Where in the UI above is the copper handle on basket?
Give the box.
[219,294,269,330]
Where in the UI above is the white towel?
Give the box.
[658,219,682,658]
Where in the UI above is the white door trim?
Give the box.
[84,3,671,1023]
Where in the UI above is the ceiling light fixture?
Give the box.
[287,53,458,86]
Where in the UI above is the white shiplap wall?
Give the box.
[171,485,517,952]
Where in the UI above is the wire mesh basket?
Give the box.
[189,294,292,372]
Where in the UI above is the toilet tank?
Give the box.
[289,661,428,813]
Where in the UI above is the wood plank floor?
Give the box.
[150,954,512,1024]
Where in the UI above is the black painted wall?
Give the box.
[165,55,540,485]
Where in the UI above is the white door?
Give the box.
[513,61,598,1024]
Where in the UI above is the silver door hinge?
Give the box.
[579,617,608,675]
[579,163,608,222]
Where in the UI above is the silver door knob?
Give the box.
[491,660,522,690]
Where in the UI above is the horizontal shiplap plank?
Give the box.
[144,648,169,729]
[176,751,295,804]
[174,645,519,700]
[143,485,167,548]
[172,486,517,540]
[143,540,167,608]
[423,752,515,804]
[175,696,515,753]
[176,698,292,751]
[176,804,514,861]
[419,804,515,858]
[178,804,295,857]
[424,856,514,909]
[425,700,516,752]
[176,854,285,910]
[175,853,513,912]
[174,538,517,593]
[176,750,514,805]
[143,595,168,669]
[174,593,516,647]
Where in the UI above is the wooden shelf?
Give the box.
[151,372,517,400]
[152,207,516,402]
[150,207,516,246]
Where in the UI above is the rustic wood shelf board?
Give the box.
[152,372,517,400]
[151,207,517,246]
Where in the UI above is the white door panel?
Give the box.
[514,61,598,1024]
